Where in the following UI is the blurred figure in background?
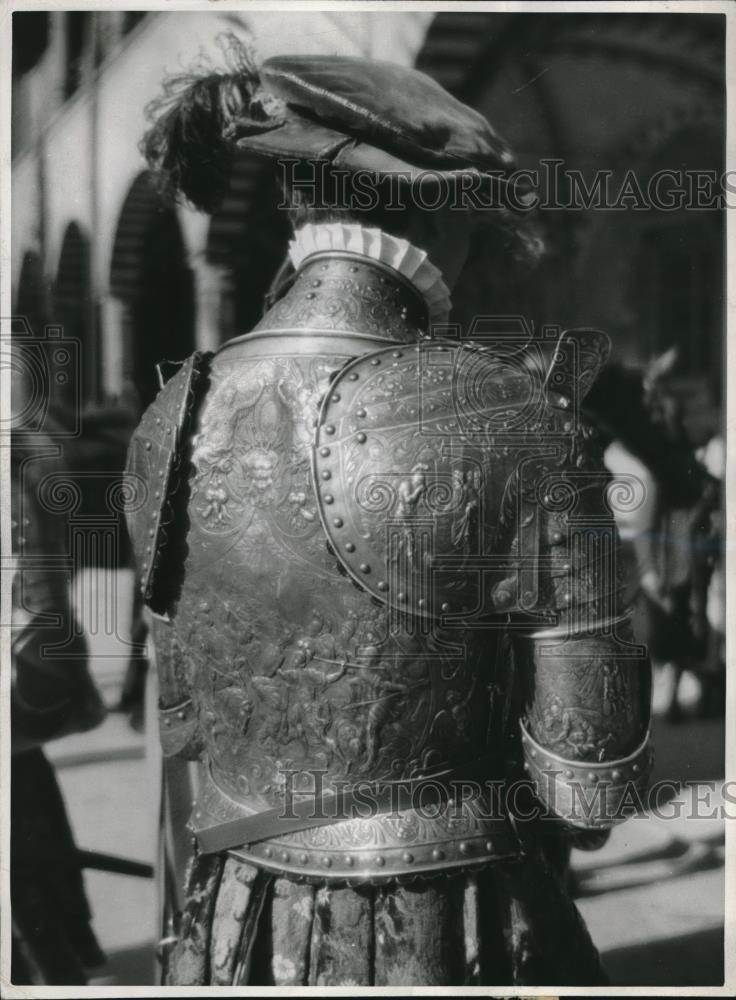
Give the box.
[585,348,721,720]
[11,414,107,984]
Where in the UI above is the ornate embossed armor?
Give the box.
[127,243,651,886]
[129,49,651,987]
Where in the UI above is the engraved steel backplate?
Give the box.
[311,341,552,620]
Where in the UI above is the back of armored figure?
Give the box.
[124,48,652,986]
[126,237,651,884]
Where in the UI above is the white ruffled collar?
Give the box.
[288,223,452,325]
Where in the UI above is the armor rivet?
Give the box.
[530,749,537,758]
[146,545,152,554]
[348,373,359,381]
[280,851,290,862]
[397,592,406,602]
[148,529,154,538]
[392,351,403,358]
[331,394,340,403]
[154,492,161,500]
[321,471,331,481]
[459,841,469,854]
[264,847,272,858]
[632,764,640,774]
[321,263,328,271]
[494,589,511,608]
[403,852,414,864]
[523,762,530,771]
[333,517,343,528]
[359,563,370,573]
[344,855,354,867]
[306,292,316,300]
[377,581,387,591]
[320,447,330,457]
[432,848,445,861]
[177,710,185,720]
[561,562,571,572]
[349,266,359,273]
[417,598,425,608]
[142,561,148,569]
[441,602,450,613]
[485,840,493,852]
[299,853,308,864]
[323,856,333,868]
[612,769,622,781]
[324,494,334,504]
[144,440,152,450]
[158,470,165,478]
[551,531,563,544]
[565,769,574,779]
[163,717,172,726]
[375,855,385,867]
[370,358,381,366]
[325,424,335,434]
[345,542,356,553]
[563,592,572,605]
[356,408,366,418]
[312,280,321,287]
[356,432,367,444]
[588,772,598,783]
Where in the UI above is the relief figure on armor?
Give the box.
[125,40,652,987]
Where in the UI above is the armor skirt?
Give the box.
[163,842,607,987]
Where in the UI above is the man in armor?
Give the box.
[126,45,652,986]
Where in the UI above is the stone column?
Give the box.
[189,252,231,352]
[99,293,129,399]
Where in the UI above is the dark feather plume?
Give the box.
[139,33,284,213]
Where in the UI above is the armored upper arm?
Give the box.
[510,338,652,830]
[124,352,211,758]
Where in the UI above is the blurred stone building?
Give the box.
[12,10,725,439]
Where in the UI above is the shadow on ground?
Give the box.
[90,943,156,987]
[603,926,724,986]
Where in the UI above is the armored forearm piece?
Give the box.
[514,422,653,829]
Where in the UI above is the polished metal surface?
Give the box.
[126,251,650,879]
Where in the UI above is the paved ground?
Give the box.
[42,569,727,987]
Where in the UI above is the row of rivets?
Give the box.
[523,733,646,783]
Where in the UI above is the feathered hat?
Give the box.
[141,33,526,214]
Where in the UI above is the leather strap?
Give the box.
[195,755,498,855]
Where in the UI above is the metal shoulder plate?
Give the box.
[124,352,211,614]
[311,339,586,621]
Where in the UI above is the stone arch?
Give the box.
[109,171,195,409]
[416,12,725,386]
[54,222,95,402]
[204,153,292,342]
[14,249,48,333]
[11,250,50,428]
